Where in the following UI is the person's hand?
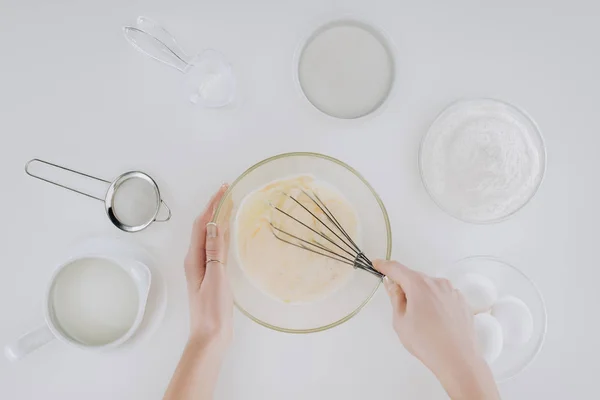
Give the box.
[164,185,234,400]
[374,260,477,374]
[184,184,233,348]
[374,260,500,400]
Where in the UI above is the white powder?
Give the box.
[420,99,545,223]
[185,50,236,108]
[113,178,159,227]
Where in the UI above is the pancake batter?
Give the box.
[235,175,358,303]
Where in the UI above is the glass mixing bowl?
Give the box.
[438,256,547,382]
[212,152,392,333]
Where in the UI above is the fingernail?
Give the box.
[220,182,229,188]
[383,276,392,292]
[206,222,218,238]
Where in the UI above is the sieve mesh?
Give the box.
[112,177,160,228]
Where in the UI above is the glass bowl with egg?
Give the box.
[438,256,547,381]
[212,152,392,333]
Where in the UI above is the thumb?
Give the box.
[373,259,416,296]
[203,222,231,303]
[383,276,407,316]
[205,222,226,266]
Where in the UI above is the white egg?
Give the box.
[474,313,504,364]
[454,273,498,313]
[491,296,534,346]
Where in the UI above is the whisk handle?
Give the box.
[358,264,385,279]
[123,16,191,73]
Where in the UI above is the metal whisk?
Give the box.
[269,190,384,279]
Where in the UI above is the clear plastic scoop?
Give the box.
[123,17,236,108]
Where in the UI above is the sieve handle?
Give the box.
[154,200,172,222]
[123,16,191,73]
[25,159,110,202]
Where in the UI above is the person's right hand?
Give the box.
[374,260,500,400]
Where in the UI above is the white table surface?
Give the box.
[1,0,598,398]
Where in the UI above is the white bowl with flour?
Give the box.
[420,98,546,223]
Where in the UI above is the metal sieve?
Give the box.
[25,159,171,232]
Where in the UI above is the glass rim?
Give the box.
[212,151,393,333]
[419,97,547,224]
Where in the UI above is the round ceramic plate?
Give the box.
[296,19,395,119]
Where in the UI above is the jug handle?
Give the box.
[5,325,55,361]
[123,16,191,72]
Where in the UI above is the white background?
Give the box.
[1,0,598,398]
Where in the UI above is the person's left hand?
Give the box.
[184,184,234,348]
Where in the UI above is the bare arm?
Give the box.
[164,339,227,400]
[164,185,233,400]
[374,260,500,400]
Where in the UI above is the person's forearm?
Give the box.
[437,357,500,400]
[163,339,227,400]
